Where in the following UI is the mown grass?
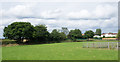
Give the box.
[2,41,118,60]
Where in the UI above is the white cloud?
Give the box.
[67,4,117,19]
[0,0,118,2]
[94,4,117,18]
[40,9,63,18]
[0,2,118,38]
[9,5,32,17]
[67,10,91,18]
[101,17,118,28]
[1,3,117,19]
[0,17,118,38]
[2,3,36,18]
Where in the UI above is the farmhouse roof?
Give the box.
[102,33,117,35]
[82,34,84,35]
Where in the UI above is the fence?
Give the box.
[83,42,119,49]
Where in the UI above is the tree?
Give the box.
[50,29,66,42]
[33,25,50,43]
[84,30,94,39]
[82,35,88,39]
[117,30,120,40]
[68,29,82,41]
[3,22,34,42]
[61,27,69,35]
[60,32,67,40]
[95,29,101,36]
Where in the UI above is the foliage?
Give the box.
[33,25,50,43]
[84,30,94,39]
[104,36,116,38]
[68,29,82,41]
[60,32,67,40]
[117,30,120,40]
[2,39,17,45]
[50,29,66,42]
[93,37,98,39]
[95,29,101,36]
[3,22,34,42]
[93,37,102,39]
[82,35,88,39]
[61,27,69,35]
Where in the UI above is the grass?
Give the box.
[2,41,118,60]
[2,39,15,42]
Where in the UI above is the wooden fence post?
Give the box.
[108,42,109,48]
[117,42,118,49]
[87,43,88,48]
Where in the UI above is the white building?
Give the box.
[94,33,117,38]
[94,35,101,38]
[101,33,117,37]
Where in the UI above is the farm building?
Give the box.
[94,35,101,38]
[101,33,117,37]
[94,33,117,38]
[82,34,84,36]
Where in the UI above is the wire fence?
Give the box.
[83,42,119,49]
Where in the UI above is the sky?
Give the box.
[0,1,118,38]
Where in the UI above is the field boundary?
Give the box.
[83,42,119,49]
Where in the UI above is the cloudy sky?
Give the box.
[0,2,118,38]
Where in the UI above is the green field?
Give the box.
[2,41,118,60]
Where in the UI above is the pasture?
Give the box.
[2,41,118,60]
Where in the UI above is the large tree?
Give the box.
[50,29,66,42]
[33,25,50,42]
[84,30,94,39]
[95,29,101,36]
[3,22,34,41]
[68,29,82,41]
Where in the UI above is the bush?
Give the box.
[93,37,98,39]
[103,36,105,38]
[104,37,116,38]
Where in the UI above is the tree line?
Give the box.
[3,22,102,44]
